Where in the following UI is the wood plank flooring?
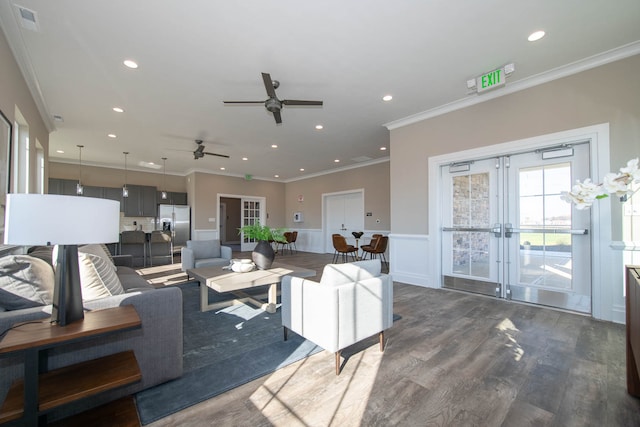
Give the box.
[146,251,640,427]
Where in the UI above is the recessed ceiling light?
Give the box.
[107,134,117,138]
[242,157,248,161]
[299,168,305,172]
[382,95,393,102]
[56,149,64,154]
[274,174,279,178]
[334,159,340,163]
[528,30,545,42]
[315,125,323,130]
[123,59,138,69]
[220,167,225,171]
[113,107,124,113]
[380,146,387,151]
[271,144,278,148]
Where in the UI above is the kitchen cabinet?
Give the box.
[82,185,104,198]
[156,191,187,206]
[48,178,79,196]
[124,185,157,217]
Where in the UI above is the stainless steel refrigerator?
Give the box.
[157,204,191,247]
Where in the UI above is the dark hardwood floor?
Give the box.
[147,250,640,427]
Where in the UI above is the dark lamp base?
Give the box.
[51,244,84,326]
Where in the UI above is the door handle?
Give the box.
[504,223,588,238]
[442,223,502,237]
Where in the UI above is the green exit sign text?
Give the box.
[476,68,505,93]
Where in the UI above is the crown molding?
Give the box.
[384,40,640,131]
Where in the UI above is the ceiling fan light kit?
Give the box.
[224,73,323,124]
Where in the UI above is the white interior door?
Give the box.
[324,191,364,252]
[441,143,593,313]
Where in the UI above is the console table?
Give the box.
[0,306,142,426]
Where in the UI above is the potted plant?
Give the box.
[238,222,287,269]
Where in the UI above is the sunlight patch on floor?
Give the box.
[248,344,383,426]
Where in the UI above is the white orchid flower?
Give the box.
[603,172,631,197]
[620,158,640,183]
[561,178,605,209]
[563,158,639,209]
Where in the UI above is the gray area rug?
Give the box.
[135,281,322,425]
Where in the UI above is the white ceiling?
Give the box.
[1,1,640,181]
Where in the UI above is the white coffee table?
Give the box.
[187,262,315,313]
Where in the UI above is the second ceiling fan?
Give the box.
[224,73,323,124]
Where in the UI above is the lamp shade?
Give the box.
[4,194,120,245]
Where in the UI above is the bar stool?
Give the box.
[120,230,147,267]
[148,230,173,266]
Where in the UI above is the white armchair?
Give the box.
[281,259,393,375]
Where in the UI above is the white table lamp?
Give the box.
[4,194,120,326]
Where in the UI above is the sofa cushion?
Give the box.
[0,255,55,310]
[79,244,116,271]
[187,239,221,259]
[116,266,155,291]
[320,259,381,286]
[78,252,125,301]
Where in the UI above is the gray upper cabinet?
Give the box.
[49,178,79,195]
[83,186,104,198]
[157,191,188,206]
[48,179,173,217]
[124,185,157,217]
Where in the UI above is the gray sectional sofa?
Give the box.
[0,245,183,420]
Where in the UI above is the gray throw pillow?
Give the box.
[0,255,55,310]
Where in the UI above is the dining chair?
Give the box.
[331,234,358,263]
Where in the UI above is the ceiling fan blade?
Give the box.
[282,99,323,106]
[223,100,266,104]
[204,152,230,158]
[273,110,282,124]
[262,73,278,99]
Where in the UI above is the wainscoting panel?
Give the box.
[389,233,434,287]
[193,229,219,241]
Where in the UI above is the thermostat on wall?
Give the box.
[293,212,303,222]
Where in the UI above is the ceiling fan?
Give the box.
[193,140,229,160]
[223,73,323,124]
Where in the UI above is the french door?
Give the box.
[240,197,265,252]
[441,143,592,313]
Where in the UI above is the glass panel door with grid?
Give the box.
[505,144,591,313]
[240,198,264,252]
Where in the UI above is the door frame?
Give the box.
[322,188,365,253]
[428,123,612,319]
[217,193,266,250]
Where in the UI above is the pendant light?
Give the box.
[161,157,168,200]
[76,145,84,195]
[122,151,129,198]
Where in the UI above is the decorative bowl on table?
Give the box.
[352,231,364,239]
[231,259,256,273]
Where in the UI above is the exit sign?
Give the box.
[476,68,505,93]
